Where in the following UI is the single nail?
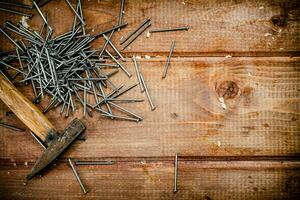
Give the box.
[0,2,32,9]
[30,131,47,149]
[117,0,125,26]
[162,41,175,79]
[68,158,88,194]
[132,56,144,92]
[140,73,156,111]
[33,1,53,33]
[150,26,189,33]
[122,22,151,50]
[94,23,128,38]
[120,18,150,45]
[75,161,115,165]
[0,121,25,132]
[0,27,23,50]
[108,101,143,121]
[0,7,32,18]
[174,153,178,193]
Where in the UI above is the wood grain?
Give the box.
[0,0,299,199]
[0,0,299,56]
[0,57,299,162]
[0,161,299,199]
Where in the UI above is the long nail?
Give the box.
[33,1,52,32]
[117,0,125,26]
[94,23,127,38]
[99,30,114,59]
[108,101,143,121]
[132,56,144,92]
[30,131,47,149]
[174,153,178,193]
[105,49,131,77]
[120,18,150,45]
[0,27,23,50]
[100,113,139,122]
[0,7,32,18]
[75,161,115,165]
[103,34,125,61]
[0,121,25,132]
[83,80,87,117]
[65,0,86,26]
[150,26,189,33]
[112,82,138,99]
[68,158,88,194]
[0,2,32,9]
[122,22,151,50]
[139,73,156,111]
[162,41,175,79]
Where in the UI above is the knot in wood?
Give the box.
[271,15,287,27]
[216,81,239,99]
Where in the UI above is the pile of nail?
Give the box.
[0,1,144,122]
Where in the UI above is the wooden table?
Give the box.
[0,0,299,199]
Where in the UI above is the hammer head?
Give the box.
[26,118,85,180]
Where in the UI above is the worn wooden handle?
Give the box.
[0,75,55,141]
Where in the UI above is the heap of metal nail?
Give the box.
[0,0,143,122]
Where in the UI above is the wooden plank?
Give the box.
[0,0,299,56]
[0,57,299,161]
[0,161,299,199]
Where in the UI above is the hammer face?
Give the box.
[26,118,86,180]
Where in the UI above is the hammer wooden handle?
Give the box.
[0,75,55,141]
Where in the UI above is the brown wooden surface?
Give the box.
[0,161,300,200]
[0,0,299,199]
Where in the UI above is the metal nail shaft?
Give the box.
[0,7,32,18]
[162,41,175,79]
[140,73,156,111]
[75,161,115,165]
[150,26,189,33]
[132,56,144,92]
[174,153,178,193]
[94,23,127,38]
[30,131,47,149]
[0,121,25,132]
[118,0,125,26]
[105,49,131,77]
[122,22,151,50]
[120,18,150,45]
[65,0,86,26]
[33,1,53,33]
[0,2,32,9]
[68,158,88,194]
[0,27,23,50]
[103,34,125,61]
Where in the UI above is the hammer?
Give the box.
[0,74,86,180]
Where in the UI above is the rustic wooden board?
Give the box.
[0,0,299,199]
[1,57,299,162]
[0,161,299,199]
[0,0,300,56]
